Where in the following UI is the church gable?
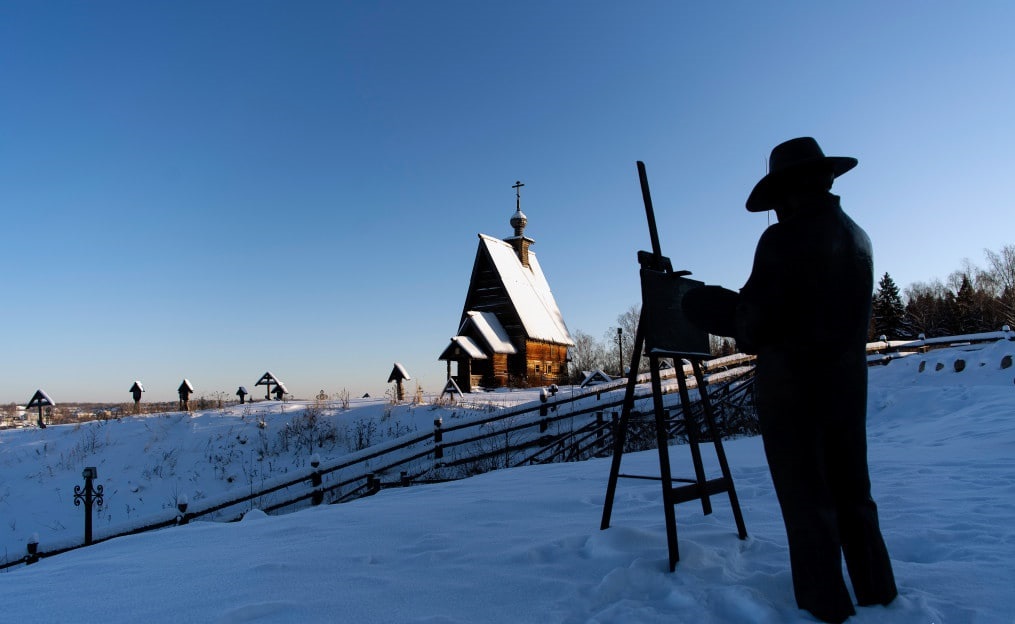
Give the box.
[460,242,527,346]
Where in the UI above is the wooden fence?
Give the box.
[7,330,1008,571]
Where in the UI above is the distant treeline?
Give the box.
[873,244,1015,340]
[568,244,1015,376]
[1,397,241,427]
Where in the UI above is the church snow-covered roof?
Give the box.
[460,310,517,354]
[438,336,488,361]
[477,234,573,346]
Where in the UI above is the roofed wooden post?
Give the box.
[255,371,280,400]
[129,381,144,413]
[387,363,411,402]
[272,382,288,401]
[27,390,54,429]
[178,379,194,411]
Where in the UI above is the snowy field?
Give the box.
[0,387,558,560]
[1,341,1014,623]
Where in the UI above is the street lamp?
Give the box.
[617,328,624,377]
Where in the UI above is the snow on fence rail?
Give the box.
[865,327,1014,365]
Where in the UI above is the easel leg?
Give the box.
[600,320,647,531]
[692,361,748,539]
[651,355,680,571]
[676,363,713,516]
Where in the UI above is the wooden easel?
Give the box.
[600,162,747,572]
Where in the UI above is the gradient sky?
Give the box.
[3,1,1013,403]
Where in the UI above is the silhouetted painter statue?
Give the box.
[683,137,897,623]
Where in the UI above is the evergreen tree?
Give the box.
[940,290,959,336]
[872,273,910,339]
[953,274,982,333]
[1001,286,1015,329]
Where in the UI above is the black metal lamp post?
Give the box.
[617,327,624,377]
[73,467,104,545]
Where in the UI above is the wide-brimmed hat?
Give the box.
[746,137,857,212]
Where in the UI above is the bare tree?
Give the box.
[569,330,607,379]
[984,245,1015,327]
[709,334,737,356]
[904,280,952,337]
[904,244,1015,336]
[603,305,645,376]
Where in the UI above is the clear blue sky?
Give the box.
[3,1,1013,403]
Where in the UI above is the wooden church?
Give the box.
[438,183,574,392]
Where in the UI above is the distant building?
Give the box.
[439,187,574,392]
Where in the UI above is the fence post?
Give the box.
[25,534,39,565]
[310,454,323,506]
[176,494,190,525]
[73,467,103,546]
[401,471,410,487]
[433,418,444,459]
[366,473,379,494]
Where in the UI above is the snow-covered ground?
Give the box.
[1,341,1014,623]
[0,387,557,559]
